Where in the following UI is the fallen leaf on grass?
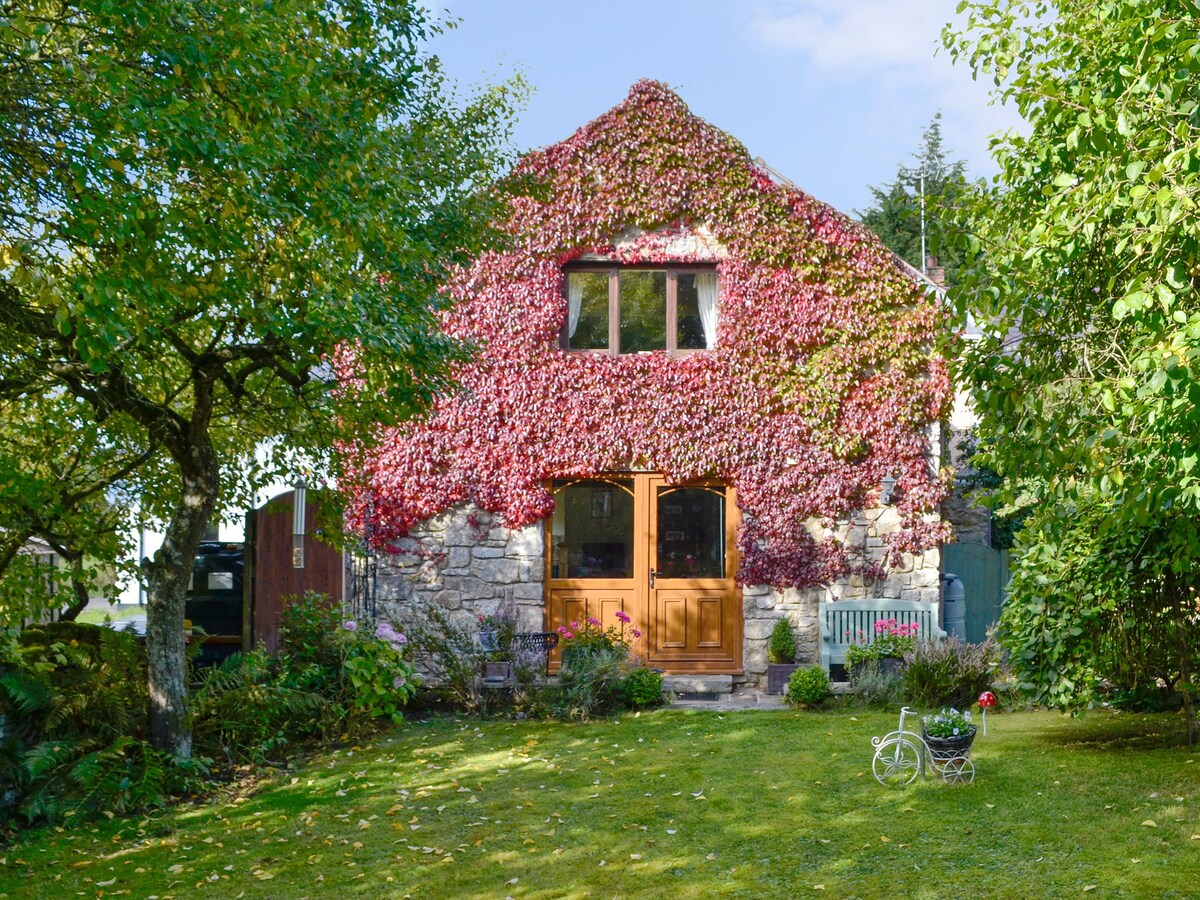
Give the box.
[96,878,116,887]
[1141,820,1158,828]
[1083,886,1097,892]
[880,836,891,843]
[706,853,718,860]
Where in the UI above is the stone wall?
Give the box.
[738,509,941,685]
[376,503,941,688]
[376,508,545,634]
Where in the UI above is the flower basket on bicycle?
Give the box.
[871,707,978,786]
[922,727,977,760]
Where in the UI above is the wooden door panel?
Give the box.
[697,595,723,648]
[657,594,687,649]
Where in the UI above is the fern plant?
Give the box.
[190,650,330,766]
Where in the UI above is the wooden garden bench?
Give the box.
[818,598,945,674]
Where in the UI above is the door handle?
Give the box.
[649,567,658,587]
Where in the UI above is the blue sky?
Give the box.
[434,0,1022,217]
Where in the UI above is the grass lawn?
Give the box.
[74,604,143,626]
[2,708,1198,898]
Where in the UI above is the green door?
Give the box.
[943,543,1010,644]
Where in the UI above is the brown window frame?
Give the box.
[561,264,717,356]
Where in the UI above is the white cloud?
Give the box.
[743,0,1025,185]
[748,0,949,71]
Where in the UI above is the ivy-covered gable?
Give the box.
[352,80,951,589]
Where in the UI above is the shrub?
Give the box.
[767,619,797,665]
[621,667,664,708]
[193,602,419,764]
[903,635,1000,709]
[278,591,343,688]
[786,665,831,708]
[848,659,905,708]
[190,649,330,766]
[558,613,640,661]
[341,618,418,724]
[0,623,205,828]
[557,644,630,719]
[397,600,491,714]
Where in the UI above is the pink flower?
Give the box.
[631,628,642,639]
[615,610,631,623]
[586,616,601,627]
[342,619,358,632]
[570,620,580,630]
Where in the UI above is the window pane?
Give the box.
[551,478,635,579]
[656,486,726,578]
[619,271,666,352]
[676,273,707,350]
[568,272,609,350]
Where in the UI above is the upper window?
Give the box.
[564,267,718,354]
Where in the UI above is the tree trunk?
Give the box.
[143,456,219,758]
[1178,619,1198,747]
[58,551,92,622]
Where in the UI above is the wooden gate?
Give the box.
[943,543,1010,644]
[249,490,345,653]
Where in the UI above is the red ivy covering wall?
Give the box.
[349,81,951,589]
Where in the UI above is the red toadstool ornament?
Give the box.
[978,690,997,734]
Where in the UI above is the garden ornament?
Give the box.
[978,690,997,734]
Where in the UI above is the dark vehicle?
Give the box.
[187,541,245,664]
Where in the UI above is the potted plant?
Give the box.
[766,618,800,694]
[478,601,520,680]
[844,618,919,678]
[921,707,977,758]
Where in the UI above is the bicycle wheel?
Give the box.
[872,737,922,786]
[939,756,975,785]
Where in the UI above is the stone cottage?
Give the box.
[353,81,953,688]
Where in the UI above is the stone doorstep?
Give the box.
[662,674,734,695]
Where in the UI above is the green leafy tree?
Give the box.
[0,390,148,622]
[0,1,521,755]
[945,0,1200,742]
[857,113,971,286]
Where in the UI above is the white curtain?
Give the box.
[567,274,584,338]
[695,272,719,349]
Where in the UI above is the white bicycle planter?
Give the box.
[871,706,976,786]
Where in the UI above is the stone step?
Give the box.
[662,674,734,695]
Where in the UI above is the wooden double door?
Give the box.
[546,474,742,673]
